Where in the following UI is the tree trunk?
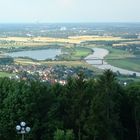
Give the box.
[134,107,140,140]
[78,127,81,140]
[136,120,140,140]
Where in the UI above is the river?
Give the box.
[6,47,140,76]
[85,48,140,77]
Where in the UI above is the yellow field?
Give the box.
[68,35,125,42]
[0,35,127,47]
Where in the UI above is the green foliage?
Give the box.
[54,129,74,140]
[65,130,75,140]
[54,129,65,140]
[125,82,140,140]
[85,70,123,140]
[0,71,139,140]
[0,57,14,65]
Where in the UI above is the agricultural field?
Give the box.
[0,35,128,47]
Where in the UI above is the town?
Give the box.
[0,63,95,84]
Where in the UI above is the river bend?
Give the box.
[85,48,140,77]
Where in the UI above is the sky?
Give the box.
[0,0,140,23]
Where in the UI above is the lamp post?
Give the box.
[16,121,31,140]
[124,82,127,86]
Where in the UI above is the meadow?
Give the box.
[104,46,140,72]
[0,72,15,77]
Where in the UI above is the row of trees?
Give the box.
[0,70,140,140]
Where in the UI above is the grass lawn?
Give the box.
[0,72,15,77]
[59,47,93,60]
[104,46,133,59]
[107,58,140,72]
[102,46,140,72]
[73,47,93,58]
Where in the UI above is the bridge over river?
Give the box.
[85,48,140,77]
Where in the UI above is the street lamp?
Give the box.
[16,121,31,140]
[124,82,127,86]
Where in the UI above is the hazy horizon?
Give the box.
[0,0,140,23]
[0,20,140,24]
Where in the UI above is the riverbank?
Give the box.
[6,49,62,60]
[85,48,140,77]
[104,46,140,72]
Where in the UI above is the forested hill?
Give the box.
[0,70,140,140]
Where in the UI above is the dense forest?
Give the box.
[0,70,140,140]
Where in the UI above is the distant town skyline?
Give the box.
[0,0,140,23]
